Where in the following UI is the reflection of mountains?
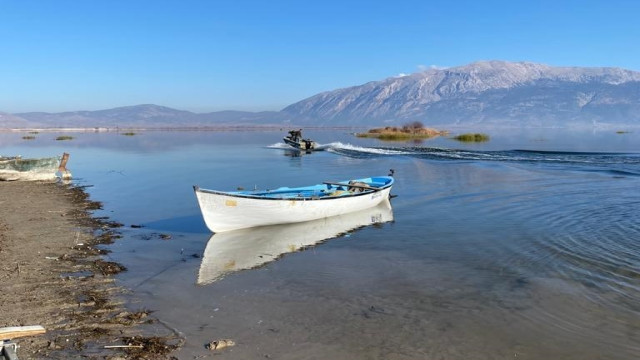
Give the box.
[197,200,394,285]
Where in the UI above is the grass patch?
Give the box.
[121,132,136,136]
[452,133,490,142]
[616,130,631,134]
[22,135,36,140]
[55,135,74,141]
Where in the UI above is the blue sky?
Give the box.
[1,0,639,113]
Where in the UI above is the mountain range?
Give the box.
[3,60,640,129]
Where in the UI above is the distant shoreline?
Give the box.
[0,126,367,133]
[1,124,638,133]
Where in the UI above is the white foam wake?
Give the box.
[266,142,292,149]
[266,141,408,155]
[323,142,411,155]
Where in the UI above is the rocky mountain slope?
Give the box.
[282,60,640,127]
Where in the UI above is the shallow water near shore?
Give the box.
[2,128,639,359]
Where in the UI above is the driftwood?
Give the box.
[0,325,46,340]
[58,153,70,172]
[104,345,144,349]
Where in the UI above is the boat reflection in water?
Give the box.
[197,199,394,285]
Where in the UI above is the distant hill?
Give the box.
[3,60,640,129]
[12,105,284,128]
[0,112,32,128]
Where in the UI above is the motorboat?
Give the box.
[283,129,318,150]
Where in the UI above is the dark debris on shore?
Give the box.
[49,183,183,359]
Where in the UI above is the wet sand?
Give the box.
[0,181,179,359]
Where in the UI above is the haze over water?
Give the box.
[1,128,639,359]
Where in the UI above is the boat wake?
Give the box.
[266,142,294,150]
[322,143,640,176]
[323,142,411,155]
[266,142,330,151]
[267,142,640,175]
[268,142,409,155]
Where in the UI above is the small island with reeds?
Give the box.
[55,135,74,141]
[356,121,448,141]
[451,133,490,142]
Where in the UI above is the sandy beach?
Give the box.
[0,181,179,359]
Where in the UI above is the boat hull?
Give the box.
[197,199,393,284]
[283,137,317,150]
[194,177,393,232]
[0,155,72,181]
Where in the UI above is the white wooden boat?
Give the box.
[194,175,394,232]
[0,153,71,181]
[197,199,393,284]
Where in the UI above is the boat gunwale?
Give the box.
[194,179,393,201]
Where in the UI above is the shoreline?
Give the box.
[0,126,367,133]
[0,181,179,359]
[2,124,638,133]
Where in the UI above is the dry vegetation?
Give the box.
[452,133,490,142]
[356,121,448,140]
[55,135,74,141]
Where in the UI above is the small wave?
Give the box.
[266,142,291,149]
[512,149,626,156]
[311,142,337,151]
[581,168,640,177]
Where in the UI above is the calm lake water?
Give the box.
[1,128,639,359]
